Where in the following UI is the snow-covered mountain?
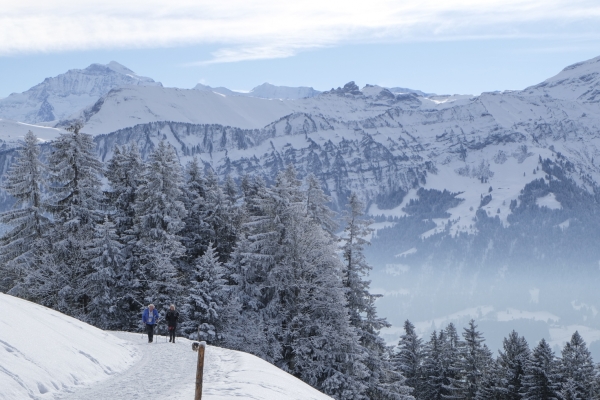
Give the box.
[193,82,320,99]
[2,55,600,356]
[0,293,332,400]
[0,61,160,124]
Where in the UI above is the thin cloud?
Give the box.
[1,0,600,63]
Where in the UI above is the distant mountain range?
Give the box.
[194,82,321,99]
[2,56,600,352]
[0,62,160,124]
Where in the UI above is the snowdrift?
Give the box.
[0,294,333,400]
[0,293,136,399]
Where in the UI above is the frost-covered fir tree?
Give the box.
[497,331,530,400]
[459,320,488,400]
[180,157,209,261]
[0,131,49,294]
[131,141,187,312]
[105,143,145,236]
[182,244,230,343]
[227,168,374,400]
[203,169,239,262]
[31,122,104,316]
[305,173,337,235]
[342,192,412,400]
[441,323,463,398]
[559,331,595,398]
[474,356,502,400]
[47,122,103,231]
[395,320,423,398]
[82,216,123,329]
[521,339,560,400]
[422,331,445,400]
[560,378,579,400]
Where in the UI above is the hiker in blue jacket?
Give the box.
[142,304,160,343]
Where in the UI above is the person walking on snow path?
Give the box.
[165,304,179,343]
[142,304,160,343]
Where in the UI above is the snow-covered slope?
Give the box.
[0,62,160,124]
[0,119,65,150]
[0,294,332,400]
[76,86,297,135]
[526,55,600,102]
[0,293,136,400]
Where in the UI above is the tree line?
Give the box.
[0,125,410,400]
[396,319,600,400]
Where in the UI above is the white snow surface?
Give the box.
[0,293,136,400]
[0,119,65,148]
[0,294,332,400]
[79,86,297,135]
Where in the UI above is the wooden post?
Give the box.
[192,341,206,400]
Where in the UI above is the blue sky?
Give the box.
[1,0,600,97]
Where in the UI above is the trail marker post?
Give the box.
[191,341,206,400]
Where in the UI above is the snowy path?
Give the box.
[56,332,332,400]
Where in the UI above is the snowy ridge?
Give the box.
[193,82,321,99]
[0,119,65,150]
[0,62,160,124]
[0,294,332,400]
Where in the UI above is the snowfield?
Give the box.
[0,293,332,400]
[0,293,136,400]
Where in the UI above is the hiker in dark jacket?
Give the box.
[142,304,159,343]
[165,304,179,343]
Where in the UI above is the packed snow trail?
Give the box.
[56,331,332,400]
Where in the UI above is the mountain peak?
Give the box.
[0,61,161,124]
[105,61,136,75]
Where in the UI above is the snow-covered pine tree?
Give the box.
[497,330,530,400]
[559,331,595,398]
[223,175,239,205]
[31,122,103,317]
[104,143,145,236]
[422,331,445,400]
[203,169,239,262]
[131,141,187,314]
[227,167,376,400]
[560,378,579,400]
[341,192,413,400]
[82,216,123,329]
[182,243,230,343]
[441,322,464,399]
[459,320,488,400]
[394,320,423,398]
[47,121,103,232]
[270,168,371,400]
[474,355,502,400]
[521,339,561,400]
[305,173,337,235]
[441,323,463,399]
[0,131,50,294]
[180,157,210,262]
